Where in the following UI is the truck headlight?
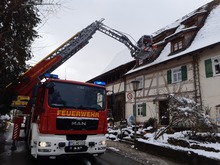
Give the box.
[38,141,51,147]
[99,140,106,145]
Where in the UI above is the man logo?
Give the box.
[71,121,86,126]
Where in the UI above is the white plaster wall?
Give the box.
[125,55,195,123]
[199,46,220,122]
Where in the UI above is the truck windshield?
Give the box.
[48,81,106,111]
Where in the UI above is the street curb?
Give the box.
[136,141,220,165]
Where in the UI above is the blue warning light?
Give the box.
[94,81,106,86]
[44,73,59,79]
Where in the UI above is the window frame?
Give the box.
[171,67,182,83]
[136,103,143,116]
[216,106,220,126]
[138,59,143,65]
[172,39,183,52]
[212,56,220,76]
[167,65,187,84]
[135,76,144,90]
[133,102,146,117]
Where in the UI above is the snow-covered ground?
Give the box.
[105,126,220,161]
[0,114,11,131]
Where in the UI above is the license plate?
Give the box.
[68,140,85,146]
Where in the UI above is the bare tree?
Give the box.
[0,0,65,114]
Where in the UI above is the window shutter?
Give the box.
[181,65,187,81]
[167,70,172,84]
[133,104,136,116]
[142,103,146,117]
[205,59,213,77]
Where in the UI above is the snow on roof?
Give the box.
[102,48,134,73]
[99,2,220,76]
[126,3,220,75]
[152,4,208,37]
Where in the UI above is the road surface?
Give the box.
[0,124,143,165]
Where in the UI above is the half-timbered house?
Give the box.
[88,0,220,127]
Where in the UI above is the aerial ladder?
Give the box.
[7,19,156,113]
[6,19,156,148]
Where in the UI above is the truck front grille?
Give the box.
[56,117,99,130]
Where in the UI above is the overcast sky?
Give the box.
[30,0,213,82]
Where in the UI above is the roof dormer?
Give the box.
[181,10,207,28]
[167,26,198,54]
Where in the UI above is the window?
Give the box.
[172,40,183,52]
[172,67,182,83]
[137,103,143,116]
[133,103,146,117]
[205,56,220,77]
[213,57,220,75]
[135,76,144,89]
[138,59,143,65]
[48,81,106,110]
[167,65,187,84]
[217,106,220,116]
[216,106,220,126]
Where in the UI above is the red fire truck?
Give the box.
[6,19,156,159]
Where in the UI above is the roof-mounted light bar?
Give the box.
[94,81,106,86]
[44,73,59,79]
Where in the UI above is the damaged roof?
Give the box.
[127,0,220,74]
